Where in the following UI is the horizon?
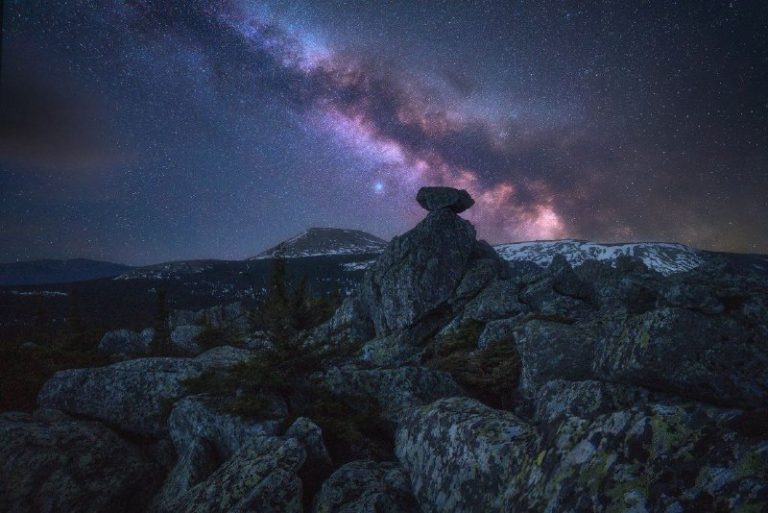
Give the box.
[2,224,764,268]
[2,2,767,263]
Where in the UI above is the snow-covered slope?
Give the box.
[494,239,704,276]
[250,228,387,259]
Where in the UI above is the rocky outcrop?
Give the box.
[153,404,329,513]
[6,185,768,513]
[305,185,768,512]
[37,347,252,437]
[443,251,768,411]
[395,397,768,513]
[310,187,506,366]
[149,438,221,513]
[0,409,163,513]
[395,397,536,513]
[313,460,420,513]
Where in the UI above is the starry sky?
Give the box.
[1,1,767,264]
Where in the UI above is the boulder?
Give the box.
[98,328,154,358]
[286,417,332,469]
[324,365,464,421]
[37,346,252,438]
[360,332,425,367]
[170,325,205,354]
[514,319,596,395]
[169,395,285,459]
[416,186,474,213]
[395,397,768,513]
[149,438,221,513]
[458,278,527,323]
[518,272,594,319]
[309,295,374,348]
[165,302,253,354]
[477,318,517,350]
[0,409,162,513]
[595,307,768,408]
[452,256,502,301]
[313,460,420,513]
[548,254,594,300]
[150,395,287,511]
[395,397,536,513]
[192,345,253,368]
[532,379,650,423]
[524,402,768,513]
[287,417,334,508]
[166,436,305,513]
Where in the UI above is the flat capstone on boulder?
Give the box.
[416,186,475,213]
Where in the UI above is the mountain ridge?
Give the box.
[249,227,388,260]
[5,232,767,286]
[0,258,133,286]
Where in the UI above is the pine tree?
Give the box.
[33,295,48,328]
[261,250,300,342]
[66,287,86,349]
[151,287,172,354]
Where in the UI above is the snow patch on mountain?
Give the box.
[494,239,704,275]
[340,260,377,272]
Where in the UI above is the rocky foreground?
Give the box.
[2,186,767,513]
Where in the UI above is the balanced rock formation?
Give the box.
[320,186,504,365]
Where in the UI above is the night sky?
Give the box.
[1,1,767,264]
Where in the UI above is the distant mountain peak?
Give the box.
[250,227,387,260]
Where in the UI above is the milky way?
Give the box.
[1,1,767,263]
